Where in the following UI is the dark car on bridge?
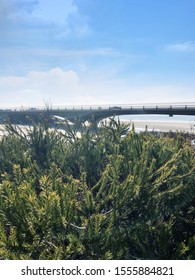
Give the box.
[109,106,121,110]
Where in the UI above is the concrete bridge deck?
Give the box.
[0,103,195,124]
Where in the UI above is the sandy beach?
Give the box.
[131,120,195,133]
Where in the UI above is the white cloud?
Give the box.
[0,68,80,107]
[0,0,76,22]
[5,47,119,58]
[76,82,195,105]
[0,0,90,41]
[0,67,194,108]
[166,41,195,52]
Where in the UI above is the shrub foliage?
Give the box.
[0,119,194,259]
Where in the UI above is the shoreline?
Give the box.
[1,121,195,136]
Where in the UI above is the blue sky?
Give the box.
[0,0,195,107]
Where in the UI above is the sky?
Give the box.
[0,0,195,107]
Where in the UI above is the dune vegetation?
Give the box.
[0,118,194,260]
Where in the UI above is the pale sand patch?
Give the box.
[131,120,195,133]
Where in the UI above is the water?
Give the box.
[119,114,195,122]
[117,115,195,133]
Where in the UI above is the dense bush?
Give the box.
[0,119,194,259]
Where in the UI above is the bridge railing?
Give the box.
[0,103,195,112]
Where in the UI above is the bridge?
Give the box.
[0,103,195,124]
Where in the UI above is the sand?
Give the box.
[131,120,195,133]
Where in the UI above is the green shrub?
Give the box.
[0,119,194,259]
